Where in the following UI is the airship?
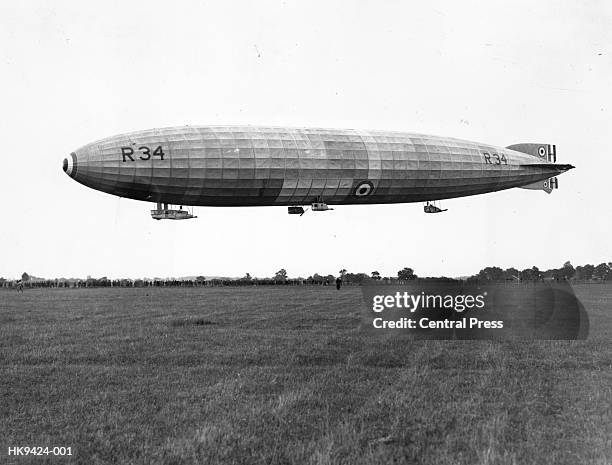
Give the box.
[63,126,573,219]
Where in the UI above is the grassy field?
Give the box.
[1,284,610,464]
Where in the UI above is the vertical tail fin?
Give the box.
[519,177,558,194]
[507,143,556,162]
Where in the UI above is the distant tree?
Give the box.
[562,261,575,280]
[398,267,417,280]
[96,277,110,287]
[339,269,347,278]
[518,268,532,281]
[594,263,611,280]
[371,271,381,280]
[344,272,369,284]
[477,266,504,281]
[244,273,252,281]
[196,276,206,284]
[274,269,288,282]
[551,267,565,281]
[582,264,595,280]
[504,267,520,281]
[575,266,583,280]
[21,272,30,282]
[575,264,595,281]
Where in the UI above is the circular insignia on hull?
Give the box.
[538,146,547,157]
[354,181,374,197]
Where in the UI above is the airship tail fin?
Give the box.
[519,177,558,194]
[507,143,556,162]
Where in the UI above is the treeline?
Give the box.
[0,276,312,289]
[1,261,610,290]
[466,261,612,282]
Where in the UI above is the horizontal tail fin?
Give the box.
[520,163,574,172]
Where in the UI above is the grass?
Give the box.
[1,285,611,464]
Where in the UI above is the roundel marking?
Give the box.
[538,146,547,157]
[63,152,76,177]
[543,181,548,187]
[354,181,374,197]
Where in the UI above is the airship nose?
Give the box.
[63,152,77,178]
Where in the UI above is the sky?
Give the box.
[0,0,610,280]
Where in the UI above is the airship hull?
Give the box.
[66,126,569,207]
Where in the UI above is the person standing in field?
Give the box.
[335,276,342,290]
